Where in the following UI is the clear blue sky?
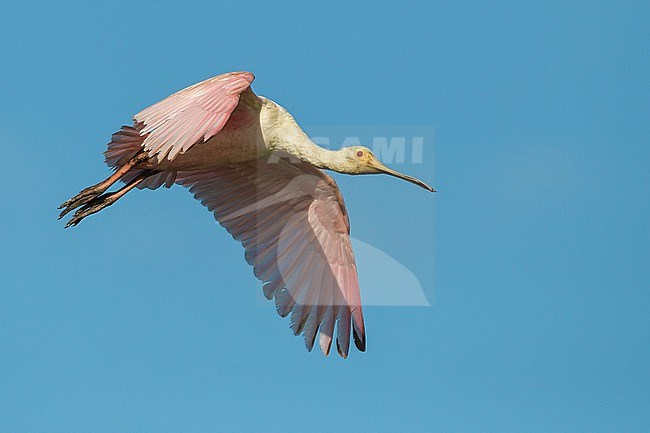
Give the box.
[1,1,648,432]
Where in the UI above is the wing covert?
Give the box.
[134,71,255,162]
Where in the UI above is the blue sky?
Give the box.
[1,1,648,432]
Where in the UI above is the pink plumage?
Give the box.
[134,71,255,162]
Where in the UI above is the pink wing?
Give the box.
[133,71,255,162]
[176,154,366,358]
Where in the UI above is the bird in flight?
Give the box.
[59,71,435,358]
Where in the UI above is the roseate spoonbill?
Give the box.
[59,71,435,358]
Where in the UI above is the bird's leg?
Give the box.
[63,170,153,228]
[58,152,149,218]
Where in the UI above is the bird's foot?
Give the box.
[59,151,149,220]
[58,184,109,219]
[61,173,148,228]
[63,192,119,228]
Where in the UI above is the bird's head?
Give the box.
[341,146,435,192]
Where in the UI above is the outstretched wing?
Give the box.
[176,155,366,358]
[134,71,256,162]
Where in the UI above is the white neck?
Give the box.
[284,136,348,171]
[261,98,350,172]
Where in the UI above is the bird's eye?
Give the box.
[356,150,364,158]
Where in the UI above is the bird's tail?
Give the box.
[105,125,177,190]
